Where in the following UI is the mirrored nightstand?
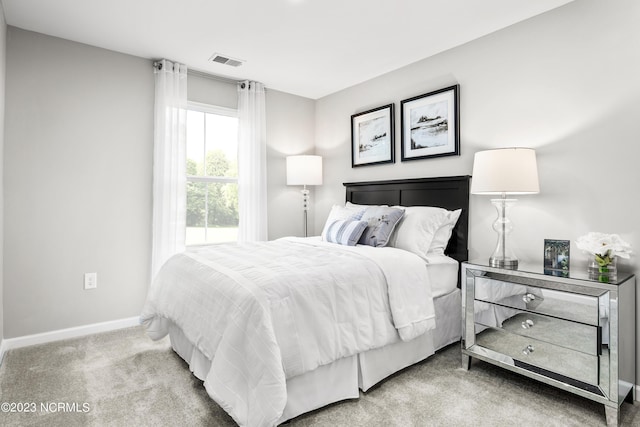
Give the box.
[461,261,635,426]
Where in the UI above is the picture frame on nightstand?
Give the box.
[544,239,570,276]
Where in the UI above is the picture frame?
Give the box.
[351,104,395,167]
[544,239,570,276]
[400,85,459,162]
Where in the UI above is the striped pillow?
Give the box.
[325,220,368,246]
[321,205,365,240]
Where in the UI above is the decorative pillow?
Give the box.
[321,205,365,240]
[388,206,452,259]
[358,207,405,247]
[429,209,462,255]
[324,220,368,246]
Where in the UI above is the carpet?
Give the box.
[0,326,637,426]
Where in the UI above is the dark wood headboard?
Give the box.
[343,176,471,264]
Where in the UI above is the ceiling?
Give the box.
[2,0,573,99]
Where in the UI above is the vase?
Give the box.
[587,257,617,282]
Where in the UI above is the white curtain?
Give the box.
[151,59,188,280]
[237,81,268,242]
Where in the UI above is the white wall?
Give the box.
[4,28,154,338]
[0,4,7,343]
[315,0,640,376]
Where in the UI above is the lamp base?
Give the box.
[489,197,518,270]
[301,187,310,238]
[489,256,518,270]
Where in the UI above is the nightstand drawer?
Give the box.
[475,327,599,385]
[474,277,600,325]
[474,302,598,355]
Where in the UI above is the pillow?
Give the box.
[389,206,452,259]
[321,205,365,240]
[429,209,462,255]
[358,207,405,247]
[324,220,368,246]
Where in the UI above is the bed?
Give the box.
[141,175,470,426]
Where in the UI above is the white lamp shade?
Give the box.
[471,148,540,195]
[286,155,323,186]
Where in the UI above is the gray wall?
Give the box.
[3,28,315,338]
[187,73,237,110]
[4,0,639,381]
[316,0,640,263]
[266,89,316,239]
[314,0,640,376]
[4,28,155,338]
[0,5,6,343]
[186,74,317,240]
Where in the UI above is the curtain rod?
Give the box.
[153,61,263,89]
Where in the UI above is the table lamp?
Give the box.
[471,148,539,269]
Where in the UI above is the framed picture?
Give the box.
[544,239,570,276]
[400,85,459,162]
[351,104,394,167]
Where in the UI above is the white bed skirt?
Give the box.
[168,288,461,424]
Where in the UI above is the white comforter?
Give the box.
[141,237,435,427]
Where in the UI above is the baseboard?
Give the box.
[0,338,6,366]
[0,316,141,364]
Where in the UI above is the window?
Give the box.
[186,102,239,245]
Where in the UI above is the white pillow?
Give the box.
[324,220,368,246]
[389,206,452,259]
[429,209,462,255]
[321,205,365,240]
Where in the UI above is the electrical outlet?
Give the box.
[84,272,97,290]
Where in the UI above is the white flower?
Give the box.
[575,232,633,259]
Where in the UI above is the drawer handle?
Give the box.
[522,344,535,355]
[521,319,534,329]
[522,293,536,303]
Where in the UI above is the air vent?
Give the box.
[209,53,245,67]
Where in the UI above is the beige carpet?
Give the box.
[0,326,638,426]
